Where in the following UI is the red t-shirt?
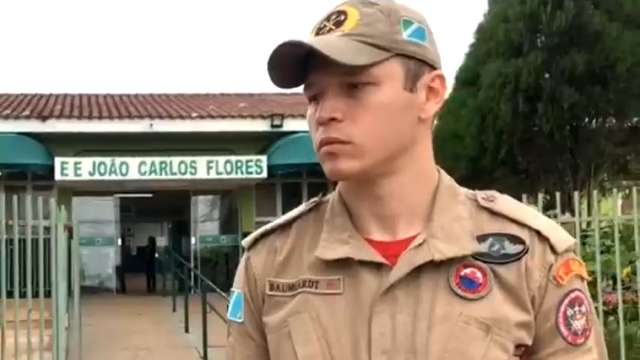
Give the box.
[365,234,418,267]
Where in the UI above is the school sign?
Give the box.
[55,156,268,181]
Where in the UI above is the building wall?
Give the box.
[36,133,277,156]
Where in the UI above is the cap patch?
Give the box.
[472,233,529,265]
[553,257,591,286]
[401,17,428,45]
[556,289,592,346]
[227,289,245,323]
[313,5,360,36]
[449,260,493,300]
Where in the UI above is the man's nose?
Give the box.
[313,94,344,126]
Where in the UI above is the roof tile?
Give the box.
[0,93,307,120]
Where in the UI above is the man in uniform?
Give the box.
[227,0,608,358]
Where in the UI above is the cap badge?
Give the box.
[449,260,493,300]
[400,17,428,45]
[313,5,360,36]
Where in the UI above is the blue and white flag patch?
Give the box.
[227,289,245,323]
[401,17,428,45]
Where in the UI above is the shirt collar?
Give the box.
[314,168,479,264]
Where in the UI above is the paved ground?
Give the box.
[79,274,228,360]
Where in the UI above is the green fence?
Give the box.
[0,189,81,360]
[3,186,638,359]
[522,188,640,359]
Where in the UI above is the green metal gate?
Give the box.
[523,188,640,360]
[0,189,81,360]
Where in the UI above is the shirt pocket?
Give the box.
[266,312,332,360]
[443,313,516,360]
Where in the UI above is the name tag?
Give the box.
[266,276,344,296]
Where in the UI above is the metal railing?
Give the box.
[0,190,80,360]
[522,188,640,360]
[166,248,229,360]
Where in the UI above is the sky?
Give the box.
[0,0,488,94]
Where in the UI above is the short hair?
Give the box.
[396,55,434,93]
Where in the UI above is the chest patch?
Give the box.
[266,276,344,297]
[449,260,493,300]
[472,233,528,265]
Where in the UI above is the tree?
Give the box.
[434,0,640,197]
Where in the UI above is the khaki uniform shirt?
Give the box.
[227,170,608,359]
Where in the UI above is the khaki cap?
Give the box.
[267,0,441,89]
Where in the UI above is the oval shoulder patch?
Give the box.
[472,233,529,265]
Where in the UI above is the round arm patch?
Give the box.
[556,289,592,346]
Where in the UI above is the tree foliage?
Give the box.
[434,0,640,196]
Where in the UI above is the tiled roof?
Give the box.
[0,94,307,120]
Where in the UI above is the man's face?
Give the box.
[303,56,440,182]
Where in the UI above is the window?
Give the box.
[281,182,302,213]
[255,183,277,218]
[1,171,28,181]
[253,171,331,229]
[307,181,329,199]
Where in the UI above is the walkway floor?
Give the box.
[80,275,228,360]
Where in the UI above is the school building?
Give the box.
[0,93,325,359]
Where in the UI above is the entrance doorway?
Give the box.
[72,189,242,295]
[118,191,190,295]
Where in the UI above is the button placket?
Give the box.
[370,294,391,360]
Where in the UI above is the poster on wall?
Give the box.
[73,197,119,291]
[80,237,117,290]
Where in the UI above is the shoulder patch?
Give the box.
[227,289,245,323]
[553,256,591,286]
[473,190,576,254]
[241,194,326,250]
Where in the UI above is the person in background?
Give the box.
[145,235,157,293]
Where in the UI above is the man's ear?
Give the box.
[417,70,447,126]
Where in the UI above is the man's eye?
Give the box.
[347,82,373,92]
[306,94,319,104]
[347,82,365,90]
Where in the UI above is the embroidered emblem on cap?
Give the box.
[227,289,245,323]
[400,17,428,45]
[449,260,493,300]
[556,289,592,346]
[313,5,360,36]
[553,257,591,286]
[472,233,529,265]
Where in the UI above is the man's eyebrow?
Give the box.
[303,66,374,94]
[303,82,317,95]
